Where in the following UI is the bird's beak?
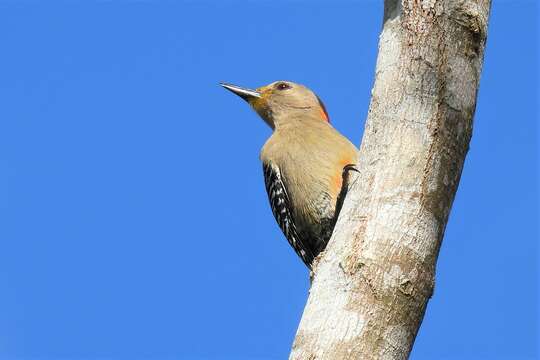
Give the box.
[220,82,261,102]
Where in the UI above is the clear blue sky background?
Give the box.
[0,1,537,359]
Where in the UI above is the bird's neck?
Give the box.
[272,111,331,131]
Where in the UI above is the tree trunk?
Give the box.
[290,1,491,359]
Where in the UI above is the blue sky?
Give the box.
[0,1,537,359]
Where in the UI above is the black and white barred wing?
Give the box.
[262,162,315,268]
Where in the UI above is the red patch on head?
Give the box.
[316,96,330,122]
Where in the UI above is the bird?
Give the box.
[221,80,358,269]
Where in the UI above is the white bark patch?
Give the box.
[384,264,404,290]
[376,24,401,77]
[297,279,366,357]
[421,0,437,11]
[379,325,412,359]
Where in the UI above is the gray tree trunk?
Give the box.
[290,1,491,359]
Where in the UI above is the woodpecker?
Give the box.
[221,81,358,269]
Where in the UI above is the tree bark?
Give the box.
[290,1,491,359]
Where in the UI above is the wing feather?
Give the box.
[263,162,316,268]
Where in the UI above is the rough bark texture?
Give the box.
[290,1,491,359]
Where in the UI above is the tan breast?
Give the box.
[260,121,358,241]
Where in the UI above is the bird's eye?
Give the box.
[276,82,291,91]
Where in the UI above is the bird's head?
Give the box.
[221,80,330,129]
